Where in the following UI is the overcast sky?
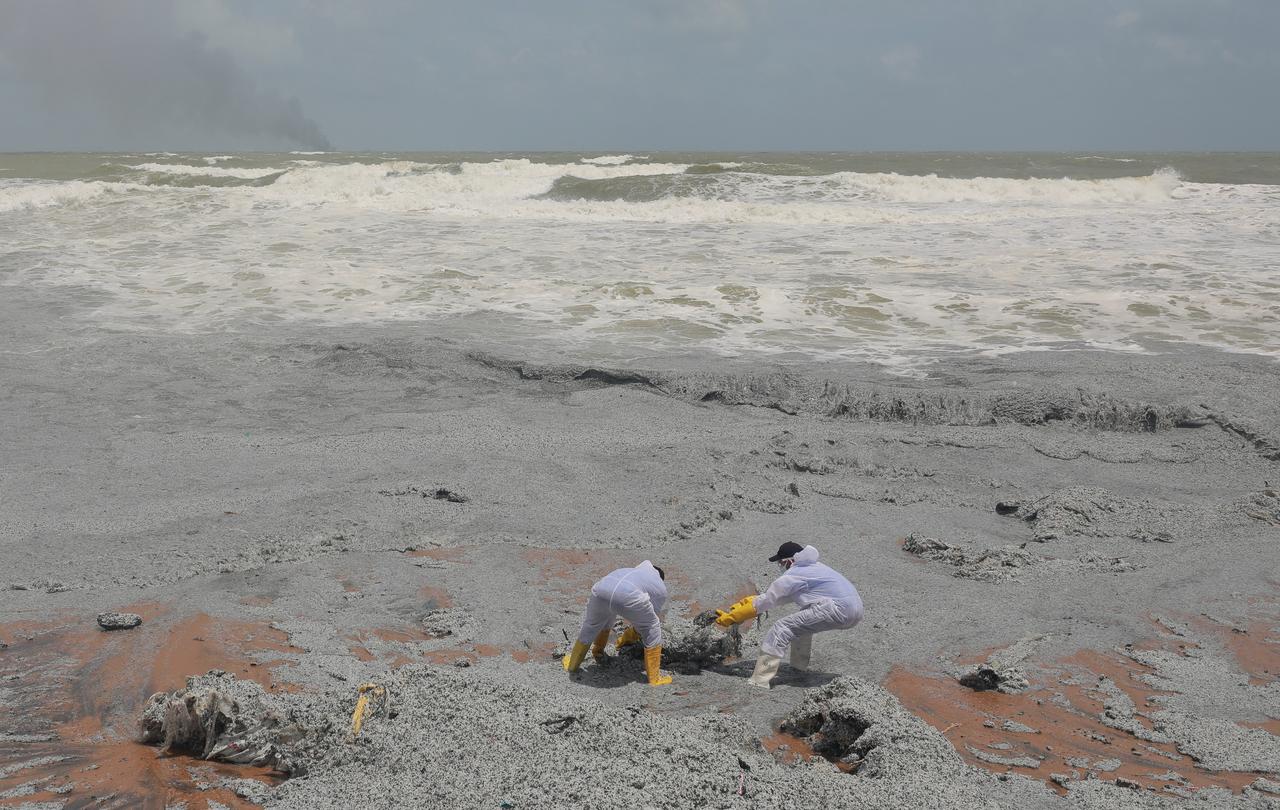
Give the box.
[1,0,1277,152]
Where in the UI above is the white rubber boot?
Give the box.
[790,634,813,671]
[747,653,782,688]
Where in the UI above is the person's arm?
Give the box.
[715,574,800,628]
[752,574,800,613]
[649,581,668,615]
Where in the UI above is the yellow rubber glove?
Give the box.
[714,595,758,628]
[615,626,642,649]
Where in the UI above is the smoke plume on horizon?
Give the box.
[0,1,331,151]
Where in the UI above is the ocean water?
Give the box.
[1,151,1277,371]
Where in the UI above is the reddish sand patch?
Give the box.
[371,626,435,644]
[344,626,439,668]
[148,614,297,695]
[404,547,467,562]
[885,619,1270,796]
[761,730,817,765]
[1243,719,1280,736]
[417,584,453,610]
[343,645,416,670]
[510,641,558,664]
[0,611,100,645]
[238,595,274,607]
[423,648,477,666]
[520,548,629,605]
[0,605,298,808]
[0,739,280,809]
[420,641,554,665]
[761,728,857,773]
[1194,617,1279,686]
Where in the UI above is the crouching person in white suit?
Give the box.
[562,560,673,686]
[714,542,863,688]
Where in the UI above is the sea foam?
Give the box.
[1,154,1273,370]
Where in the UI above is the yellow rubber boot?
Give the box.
[644,645,673,686]
[590,628,611,662]
[562,641,589,672]
[615,626,641,651]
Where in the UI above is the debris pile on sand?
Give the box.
[420,607,471,638]
[215,532,356,573]
[127,647,1273,809]
[902,534,1134,582]
[902,534,1034,582]
[782,678,970,774]
[7,578,71,593]
[616,612,742,673]
[1238,488,1280,526]
[262,665,1078,810]
[496,359,1200,431]
[956,636,1046,693]
[378,484,470,503]
[997,485,1198,549]
[1010,487,1135,542]
[96,611,142,630]
[772,677,1082,805]
[139,670,305,774]
[268,664,851,809]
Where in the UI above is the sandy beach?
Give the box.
[2,276,1277,808]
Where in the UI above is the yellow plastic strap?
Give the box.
[351,683,386,737]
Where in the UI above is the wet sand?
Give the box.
[1,282,1278,808]
[886,610,1279,795]
[0,605,292,808]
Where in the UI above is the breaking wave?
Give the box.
[579,154,643,165]
[2,158,1193,217]
[0,179,114,212]
[831,167,1184,204]
[125,162,284,179]
[540,172,721,203]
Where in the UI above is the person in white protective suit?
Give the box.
[714,542,863,688]
[562,560,673,686]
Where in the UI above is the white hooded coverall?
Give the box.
[753,545,862,662]
[576,561,668,649]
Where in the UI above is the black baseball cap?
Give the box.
[768,542,805,562]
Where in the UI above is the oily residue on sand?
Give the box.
[520,548,628,605]
[345,625,437,667]
[761,729,818,765]
[0,606,297,808]
[886,615,1278,796]
[403,547,468,562]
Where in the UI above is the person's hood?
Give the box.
[793,545,820,565]
[636,560,665,587]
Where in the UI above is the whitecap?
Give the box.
[579,154,644,165]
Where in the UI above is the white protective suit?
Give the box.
[753,545,862,663]
[576,561,668,649]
